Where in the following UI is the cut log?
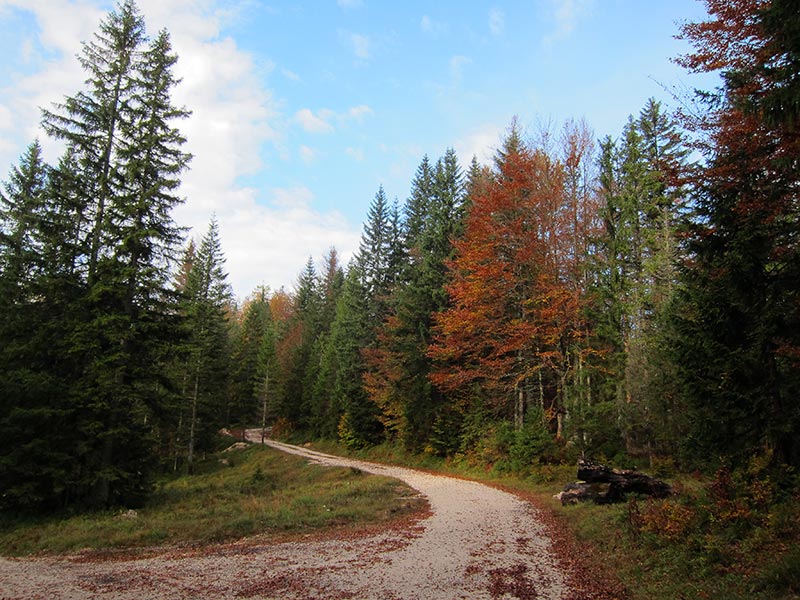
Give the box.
[556,459,672,506]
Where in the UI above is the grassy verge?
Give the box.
[0,443,425,556]
[305,438,800,600]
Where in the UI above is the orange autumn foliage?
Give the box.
[429,136,596,422]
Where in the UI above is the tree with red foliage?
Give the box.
[429,125,593,436]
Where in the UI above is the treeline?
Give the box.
[261,111,684,463]
[1,0,798,515]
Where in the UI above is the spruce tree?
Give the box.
[0,143,80,512]
[325,266,382,447]
[365,150,466,451]
[671,0,800,467]
[2,1,192,508]
[41,0,146,284]
[183,217,232,473]
[229,290,272,429]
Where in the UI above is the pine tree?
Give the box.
[324,266,382,447]
[229,289,272,429]
[183,217,232,473]
[365,149,466,452]
[672,0,800,467]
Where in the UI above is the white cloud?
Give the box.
[343,31,371,60]
[295,108,335,133]
[345,147,364,162]
[543,0,594,47]
[454,122,505,166]
[0,0,359,296]
[187,186,360,297]
[299,145,316,163]
[348,104,374,120]
[488,8,505,36]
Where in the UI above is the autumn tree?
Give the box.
[429,125,590,443]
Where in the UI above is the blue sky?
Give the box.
[0,0,716,298]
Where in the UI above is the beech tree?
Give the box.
[429,126,590,439]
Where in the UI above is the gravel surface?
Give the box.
[0,433,571,599]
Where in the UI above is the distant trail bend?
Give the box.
[0,432,571,599]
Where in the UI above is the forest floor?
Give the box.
[0,432,616,600]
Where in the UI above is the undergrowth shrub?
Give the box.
[621,453,800,597]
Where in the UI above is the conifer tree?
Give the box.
[0,143,81,512]
[365,149,465,451]
[229,289,272,428]
[183,217,232,472]
[41,0,146,283]
[671,0,800,467]
[324,266,382,447]
[1,1,191,508]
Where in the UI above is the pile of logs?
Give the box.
[556,459,672,505]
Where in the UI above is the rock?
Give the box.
[223,442,249,452]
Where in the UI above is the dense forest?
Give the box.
[1,0,798,514]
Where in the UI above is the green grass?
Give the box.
[0,444,425,556]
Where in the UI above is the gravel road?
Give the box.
[0,433,571,599]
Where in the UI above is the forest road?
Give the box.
[0,432,570,599]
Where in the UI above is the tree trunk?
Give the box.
[187,360,200,474]
[557,459,672,505]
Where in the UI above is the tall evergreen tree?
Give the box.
[183,217,232,473]
[589,101,688,459]
[365,149,466,452]
[357,186,399,319]
[672,0,800,467]
[1,1,191,508]
[0,143,82,512]
[323,266,382,447]
[229,290,272,428]
[0,140,49,298]
[41,0,146,284]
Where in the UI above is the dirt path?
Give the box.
[0,434,571,599]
